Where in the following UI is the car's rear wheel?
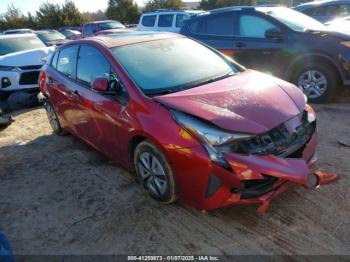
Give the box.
[134,140,177,203]
[292,64,339,103]
[44,102,67,136]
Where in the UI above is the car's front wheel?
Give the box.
[44,102,67,136]
[134,140,177,203]
[292,64,339,103]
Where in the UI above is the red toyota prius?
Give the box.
[39,32,338,214]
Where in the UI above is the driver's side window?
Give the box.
[76,44,127,98]
[239,15,278,38]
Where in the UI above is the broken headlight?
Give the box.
[172,110,252,170]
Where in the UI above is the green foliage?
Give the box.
[106,0,139,24]
[143,0,186,13]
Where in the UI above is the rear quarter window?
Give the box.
[141,15,157,27]
[51,51,59,69]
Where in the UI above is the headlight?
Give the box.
[172,110,252,170]
[172,110,251,147]
[341,41,350,48]
[0,65,16,71]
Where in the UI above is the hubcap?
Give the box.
[297,70,327,99]
[137,152,167,197]
[45,104,60,131]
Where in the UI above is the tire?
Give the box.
[292,63,339,103]
[133,140,177,204]
[44,102,67,136]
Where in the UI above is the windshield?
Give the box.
[0,36,45,56]
[37,31,66,42]
[100,21,125,30]
[111,38,241,95]
[265,7,326,32]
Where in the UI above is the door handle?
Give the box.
[69,90,81,100]
[236,42,246,48]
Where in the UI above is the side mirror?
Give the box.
[91,77,109,92]
[265,28,283,41]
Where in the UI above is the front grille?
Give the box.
[231,174,278,199]
[19,71,40,85]
[229,111,315,157]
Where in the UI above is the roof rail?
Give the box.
[209,5,255,13]
[154,8,189,12]
[208,4,280,13]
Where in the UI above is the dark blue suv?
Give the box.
[180,6,350,102]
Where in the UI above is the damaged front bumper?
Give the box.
[167,126,339,214]
[211,131,338,214]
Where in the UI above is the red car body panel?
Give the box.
[40,33,338,214]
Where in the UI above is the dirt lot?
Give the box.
[0,103,349,255]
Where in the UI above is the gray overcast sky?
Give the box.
[1,0,198,14]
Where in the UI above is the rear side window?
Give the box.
[56,45,78,78]
[142,15,156,27]
[51,51,59,69]
[203,14,234,35]
[176,14,188,27]
[158,14,174,27]
[77,45,110,85]
[239,15,277,38]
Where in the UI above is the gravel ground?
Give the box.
[0,104,349,255]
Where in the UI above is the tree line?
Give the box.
[0,0,311,31]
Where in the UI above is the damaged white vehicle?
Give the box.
[0,34,54,95]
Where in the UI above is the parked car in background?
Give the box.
[294,0,350,23]
[0,34,53,95]
[39,32,337,213]
[60,29,82,40]
[35,30,68,46]
[181,6,350,103]
[58,26,81,33]
[138,9,203,32]
[3,29,34,35]
[82,20,125,37]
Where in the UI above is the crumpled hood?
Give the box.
[154,70,306,134]
[0,47,54,67]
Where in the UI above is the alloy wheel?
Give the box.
[137,152,168,197]
[297,70,327,99]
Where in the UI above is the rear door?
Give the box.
[46,45,82,134]
[157,14,175,32]
[233,12,290,77]
[186,12,236,56]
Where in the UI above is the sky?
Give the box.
[0,0,198,14]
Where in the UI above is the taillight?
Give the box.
[39,71,46,90]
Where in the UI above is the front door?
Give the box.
[233,13,290,78]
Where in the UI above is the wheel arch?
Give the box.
[285,54,342,83]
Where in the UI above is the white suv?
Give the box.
[138,10,203,33]
[0,34,53,94]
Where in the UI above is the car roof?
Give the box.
[85,20,120,25]
[35,30,59,34]
[141,9,204,16]
[75,31,181,48]
[195,5,280,17]
[0,33,37,39]
[294,0,350,10]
